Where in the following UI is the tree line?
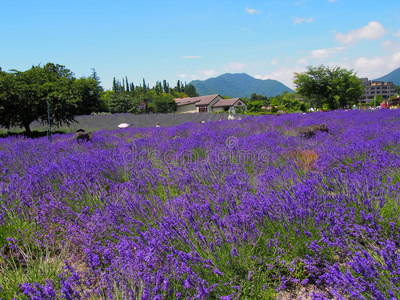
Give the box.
[244,65,398,113]
[243,92,307,113]
[0,63,104,135]
[1,63,397,135]
[103,77,198,114]
[0,63,198,135]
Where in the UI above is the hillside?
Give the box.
[374,67,400,85]
[189,73,294,98]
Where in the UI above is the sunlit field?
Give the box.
[1,110,400,299]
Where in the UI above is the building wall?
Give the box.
[233,100,246,109]
[211,100,247,113]
[211,107,224,112]
[177,104,197,113]
[360,78,396,102]
[206,95,224,112]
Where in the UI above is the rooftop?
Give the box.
[174,94,220,107]
[213,98,241,108]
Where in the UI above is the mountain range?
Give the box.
[189,68,400,99]
[374,67,400,85]
[189,73,294,98]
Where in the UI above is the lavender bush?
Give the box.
[1,110,400,299]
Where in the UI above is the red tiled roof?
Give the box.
[174,97,200,106]
[174,94,220,107]
[195,94,220,106]
[213,98,242,108]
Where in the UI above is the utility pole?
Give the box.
[46,99,52,142]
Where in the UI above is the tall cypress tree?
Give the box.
[125,77,129,93]
[162,80,169,93]
[112,77,118,93]
[143,78,147,92]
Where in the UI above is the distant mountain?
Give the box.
[374,67,400,85]
[189,73,294,98]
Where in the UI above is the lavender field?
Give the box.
[1,113,229,136]
[1,110,400,299]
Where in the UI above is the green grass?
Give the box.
[0,211,67,299]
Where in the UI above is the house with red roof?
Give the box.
[212,98,246,113]
[174,94,246,113]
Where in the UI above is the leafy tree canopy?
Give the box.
[73,69,105,115]
[104,78,199,114]
[294,65,364,109]
[0,63,78,135]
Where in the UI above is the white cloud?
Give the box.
[351,52,400,79]
[245,7,261,14]
[296,47,346,65]
[382,40,394,50]
[394,30,400,37]
[335,21,387,44]
[178,74,187,78]
[199,69,218,78]
[224,62,247,72]
[182,56,202,59]
[354,57,385,72]
[296,57,309,65]
[310,47,346,59]
[254,66,307,90]
[271,59,279,66]
[294,17,314,25]
[328,0,337,2]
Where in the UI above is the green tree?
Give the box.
[154,81,163,95]
[247,100,263,112]
[109,92,134,113]
[294,65,364,110]
[74,71,104,115]
[0,63,78,136]
[162,80,169,93]
[153,94,177,113]
[186,84,199,97]
[250,93,269,106]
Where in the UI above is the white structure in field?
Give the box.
[118,123,131,128]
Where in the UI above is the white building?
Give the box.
[174,94,246,113]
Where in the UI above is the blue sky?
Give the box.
[1,0,400,90]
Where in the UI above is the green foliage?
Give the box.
[0,211,66,299]
[104,78,199,114]
[153,93,177,113]
[0,64,108,135]
[73,73,105,115]
[270,106,278,113]
[235,106,245,114]
[250,93,269,105]
[375,94,383,103]
[0,63,78,136]
[294,65,364,109]
[263,92,306,113]
[247,100,263,112]
[108,92,135,113]
[185,83,199,97]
